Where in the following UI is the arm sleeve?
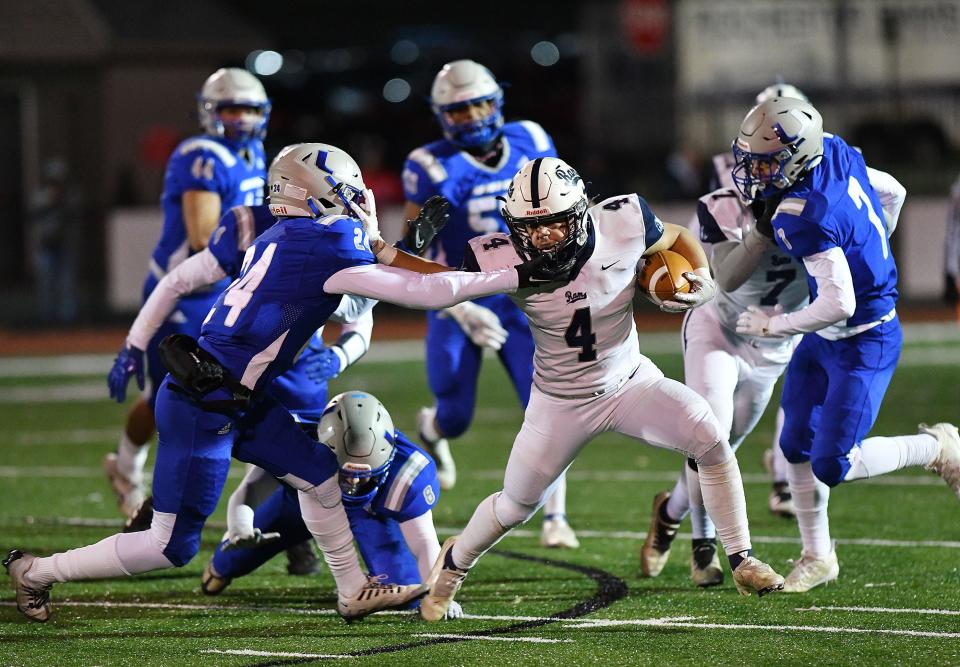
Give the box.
[127,250,227,350]
[329,294,377,324]
[323,263,518,309]
[710,230,771,292]
[767,247,856,335]
[866,166,906,236]
[226,465,277,537]
[398,510,441,583]
[329,308,374,370]
[637,195,665,248]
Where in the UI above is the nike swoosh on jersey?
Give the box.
[601,260,621,270]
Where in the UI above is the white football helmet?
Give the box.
[318,391,396,505]
[755,82,808,106]
[197,68,270,145]
[501,157,590,271]
[430,59,504,150]
[731,97,824,200]
[267,143,366,219]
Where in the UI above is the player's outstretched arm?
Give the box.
[399,511,464,620]
[645,222,717,312]
[183,190,222,251]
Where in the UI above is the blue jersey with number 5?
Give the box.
[198,214,375,393]
[152,135,266,276]
[770,134,898,327]
[402,121,556,268]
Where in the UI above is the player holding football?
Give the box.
[731,97,960,592]
[416,157,787,621]
[105,68,270,519]
[401,60,577,548]
[5,143,554,623]
[201,391,464,620]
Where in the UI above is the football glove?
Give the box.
[445,600,464,620]
[659,270,717,313]
[736,304,786,338]
[348,188,382,245]
[444,302,508,351]
[107,344,145,403]
[402,195,451,256]
[222,528,283,552]
[302,345,344,383]
[514,254,571,290]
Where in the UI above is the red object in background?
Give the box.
[363,168,404,206]
[621,0,669,55]
[140,125,181,168]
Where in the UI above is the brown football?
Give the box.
[637,250,693,306]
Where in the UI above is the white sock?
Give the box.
[844,434,939,481]
[685,463,715,540]
[697,453,751,555]
[771,408,789,483]
[27,512,177,586]
[116,432,149,482]
[664,465,690,522]
[419,406,443,443]
[297,479,366,596]
[542,472,567,520]
[787,461,832,556]
[453,493,510,570]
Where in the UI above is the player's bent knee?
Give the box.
[435,407,473,439]
[493,491,538,529]
[688,414,725,461]
[811,456,845,488]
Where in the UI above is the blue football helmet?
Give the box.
[318,391,396,506]
[197,68,271,146]
[430,60,504,150]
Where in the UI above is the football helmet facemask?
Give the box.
[318,391,397,506]
[267,143,366,219]
[430,59,504,151]
[501,157,590,273]
[731,97,824,200]
[197,68,270,146]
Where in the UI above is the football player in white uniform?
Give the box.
[641,187,808,588]
[417,157,785,621]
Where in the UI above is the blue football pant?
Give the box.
[426,294,534,437]
[152,378,338,566]
[779,318,902,487]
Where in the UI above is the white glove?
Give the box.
[348,188,381,243]
[736,304,786,338]
[660,269,717,313]
[444,600,464,620]
[444,302,508,350]
[223,528,282,551]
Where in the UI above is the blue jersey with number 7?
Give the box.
[197,214,375,393]
[770,134,898,327]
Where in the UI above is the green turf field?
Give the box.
[2,326,959,666]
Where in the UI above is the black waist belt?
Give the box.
[159,334,252,413]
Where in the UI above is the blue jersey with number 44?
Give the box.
[198,215,375,393]
[402,121,556,268]
[771,134,898,327]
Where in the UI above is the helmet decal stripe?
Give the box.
[530,157,544,207]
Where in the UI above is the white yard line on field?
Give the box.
[797,605,960,616]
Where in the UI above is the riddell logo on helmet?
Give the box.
[526,208,549,215]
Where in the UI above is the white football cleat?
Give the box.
[103,452,146,517]
[200,560,232,596]
[337,575,427,622]
[782,549,839,593]
[417,407,457,490]
[768,482,796,519]
[922,423,960,498]
[690,540,723,588]
[540,516,580,549]
[420,536,468,622]
[732,556,785,597]
[4,550,52,623]
[640,491,679,577]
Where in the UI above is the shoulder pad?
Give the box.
[467,233,520,271]
[176,138,237,168]
[407,147,447,184]
[776,192,828,223]
[515,120,553,153]
[698,188,747,243]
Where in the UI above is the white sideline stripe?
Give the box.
[415,633,573,644]
[797,605,960,616]
[202,649,352,659]
[13,428,118,445]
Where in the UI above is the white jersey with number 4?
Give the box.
[467,193,663,396]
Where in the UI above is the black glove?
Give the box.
[515,254,572,290]
[753,194,783,240]
[402,195,450,256]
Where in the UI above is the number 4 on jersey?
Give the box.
[565,307,597,362]
[219,242,277,327]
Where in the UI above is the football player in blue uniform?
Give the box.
[105,68,271,519]
[401,60,577,548]
[732,97,960,592]
[107,199,374,573]
[5,143,544,623]
[201,391,464,619]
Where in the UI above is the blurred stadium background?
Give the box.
[0,0,957,329]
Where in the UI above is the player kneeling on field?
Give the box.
[201,391,463,619]
[419,157,786,621]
